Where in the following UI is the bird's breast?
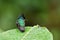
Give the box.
[18,19,25,27]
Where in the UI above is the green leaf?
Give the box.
[0,25,53,40]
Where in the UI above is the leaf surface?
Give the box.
[0,25,53,40]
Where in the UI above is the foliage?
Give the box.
[0,25,53,40]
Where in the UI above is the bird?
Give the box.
[16,14,25,32]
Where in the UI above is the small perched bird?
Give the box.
[16,14,25,32]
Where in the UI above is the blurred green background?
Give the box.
[0,0,60,40]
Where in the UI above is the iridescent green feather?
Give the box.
[18,18,25,27]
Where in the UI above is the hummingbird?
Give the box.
[16,14,25,32]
